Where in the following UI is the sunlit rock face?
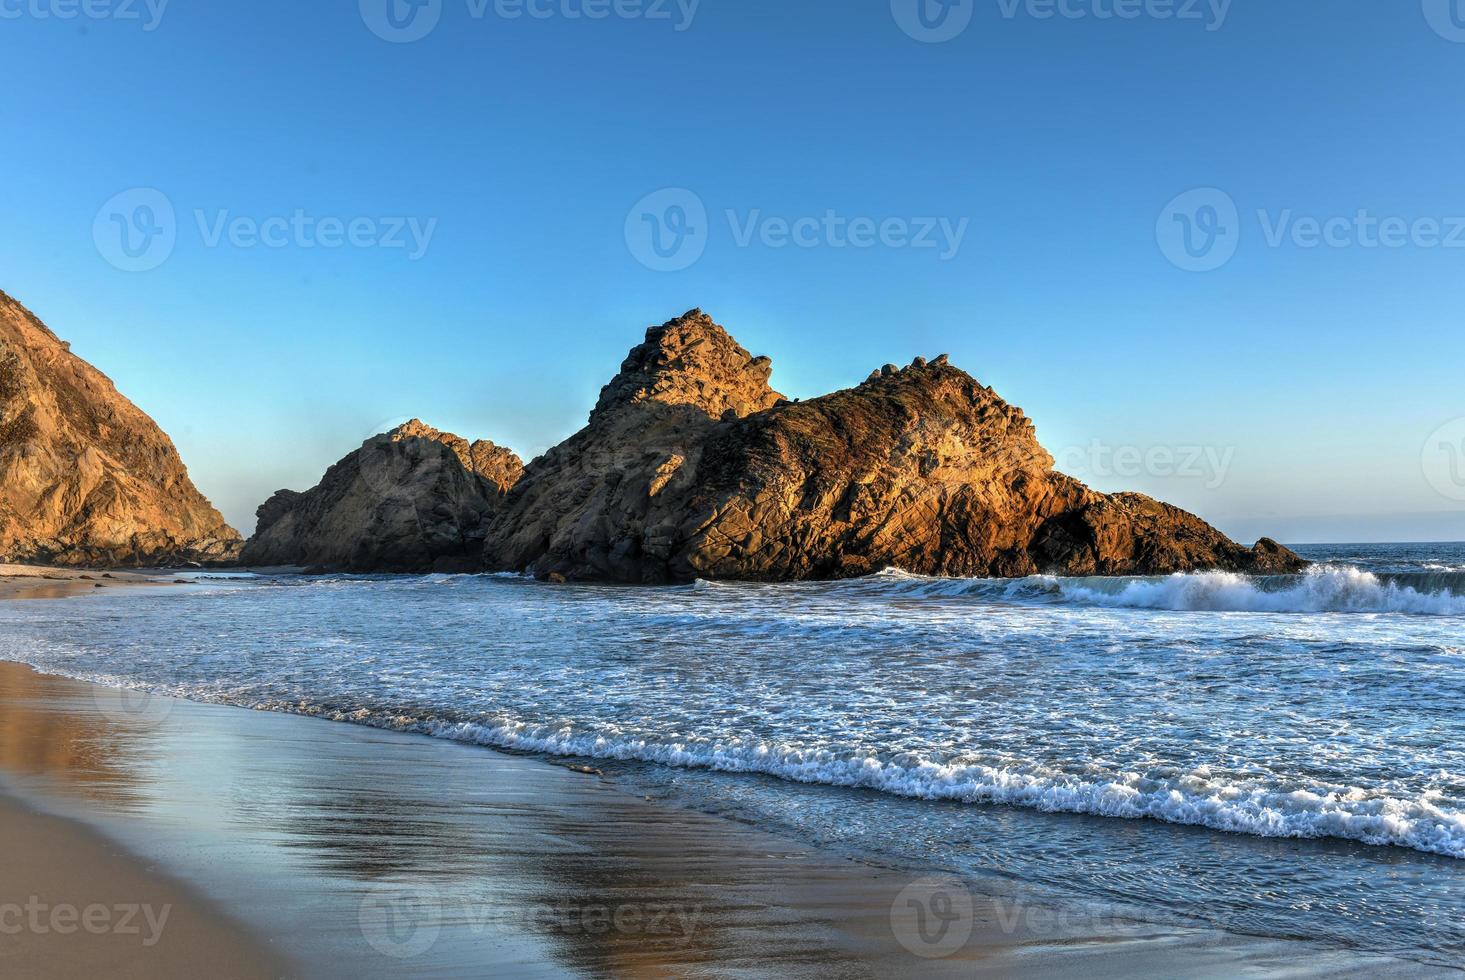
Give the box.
[484,309,1303,583]
[0,290,240,567]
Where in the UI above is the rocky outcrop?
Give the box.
[484,309,1304,582]
[0,290,240,567]
[240,420,522,572]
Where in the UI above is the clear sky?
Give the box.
[3,0,1463,543]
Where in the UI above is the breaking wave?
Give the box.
[253,702,1465,859]
[860,565,1465,615]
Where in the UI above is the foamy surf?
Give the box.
[4,541,1465,964]
[286,707,1465,860]
[860,565,1465,615]
[1056,565,1465,615]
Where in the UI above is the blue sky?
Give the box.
[3,0,1464,542]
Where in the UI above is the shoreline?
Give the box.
[0,564,190,601]
[0,656,1439,977]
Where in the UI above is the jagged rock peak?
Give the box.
[240,419,523,572]
[484,307,1304,583]
[0,289,240,566]
[590,309,785,423]
[384,420,523,494]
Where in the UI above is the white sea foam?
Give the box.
[1056,565,1465,615]
[862,565,1465,615]
[262,705,1465,859]
[5,552,1464,873]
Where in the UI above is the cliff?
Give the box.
[0,290,240,566]
[484,310,1303,582]
[239,420,522,572]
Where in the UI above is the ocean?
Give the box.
[1,542,1462,968]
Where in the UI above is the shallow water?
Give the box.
[0,542,1461,967]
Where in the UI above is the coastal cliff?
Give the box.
[0,291,240,566]
[240,420,522,572]
[484,310,1303,582]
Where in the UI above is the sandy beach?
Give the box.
[0,623,1440,980]
[0,791,286,978]
[0,564,186,601]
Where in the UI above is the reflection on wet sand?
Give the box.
[0,662,1415,979]
[0,662,981,978]
[0,664,155,808]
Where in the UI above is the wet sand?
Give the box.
[0,791,287,978]
[0,564,181,601]
[0,656,1435,978]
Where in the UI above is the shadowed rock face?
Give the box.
[240,420,522,572]
[0,290,240,566]
[485,309,1304,582]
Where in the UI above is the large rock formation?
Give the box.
[240,420,523,572]
[484,309,1304,582]
[0,290,240,566]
